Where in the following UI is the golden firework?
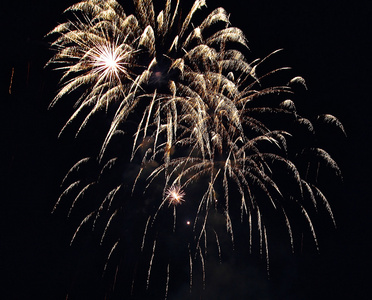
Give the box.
[48,0,344,298]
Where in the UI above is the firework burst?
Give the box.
[165,185,185,206]
[48,0,344,298]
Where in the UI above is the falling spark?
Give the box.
[199,247,206,290]
[188,243,193,293]
[8,67,14,95]
[146,239,157,290]
[165,263,170,300]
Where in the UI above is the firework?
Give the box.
[165,185,185,206]
[48,0,344,298]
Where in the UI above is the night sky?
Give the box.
[2,0,371,299]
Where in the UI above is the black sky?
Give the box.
[2,0,371,299]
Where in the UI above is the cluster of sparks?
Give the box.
[165,185,185,206]
[92,42,129,81]
[48,0,345,298]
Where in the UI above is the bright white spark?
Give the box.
[166,185,185,206]
[92,43,129,82]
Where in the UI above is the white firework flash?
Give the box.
[165,185,186,206]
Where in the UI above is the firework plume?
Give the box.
[47,0,344,298]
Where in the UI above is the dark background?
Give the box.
[2,0,371,299]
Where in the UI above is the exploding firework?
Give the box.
[47,0,345,298]
[165,185,185,206]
